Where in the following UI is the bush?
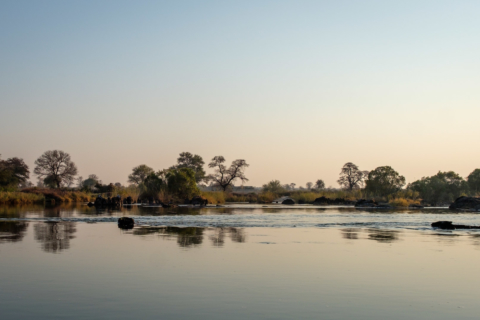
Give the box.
[0,192,44,204]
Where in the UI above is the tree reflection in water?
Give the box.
[132,227,246,248]
[367,229,400,243]
[0,221,29,243]
[341,228,360,240]
[34,222,77,253]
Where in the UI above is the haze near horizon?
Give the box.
[1,0,479,187]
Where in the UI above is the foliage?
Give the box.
[166,168,199,200]
[365,166,406,198]
[306,182,313,190]
[34,150,78,188]
[172,152,206,183]
[467,169,480,195]
[141,173,166,199]
[262,180,285,193]
[408,171,469,205]
[128,164,154,185]
[315,179,325,190]
[0,156,30,188]
[22,188,93,203]
[0,191,44,204]
[200,191,226,204]
[207,156,249,191]
[337,162,368,190]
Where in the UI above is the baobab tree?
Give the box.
[207,156,249,191]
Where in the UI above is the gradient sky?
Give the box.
[1,0,479,187]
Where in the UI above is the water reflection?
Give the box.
[367,229,400,243]
[34,222,77,253]
[131,227,246,248]
[0,221,29,243]
[341,228,360,240]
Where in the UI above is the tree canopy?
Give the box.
[207,156,249,191]
[172,152,206,183]
[408,171,469,205]
[337,162,368,190]
[467,169,480,195]
[34,150,77,188]
[262,180,285,193]
[365,166,405,197]
[0,156,29,189]
[128,165,154,185]
[315,179,325,190]
[166,168,199,200]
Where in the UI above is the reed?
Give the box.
[0,192,45,204]
[200,191,226,204]
[21,188,93,203]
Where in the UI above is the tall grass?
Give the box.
[388,198,421,207]
[200,191,226,204]
[22,188,93,203]
[0,192,45,204]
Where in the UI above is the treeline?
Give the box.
[262,162,480,206]
[1,150,479,206]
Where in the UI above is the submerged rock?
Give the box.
[282,198,295,205]
[449,196,480,210]
[118,217,135,229]
[354,199,377,207]
[189,196,208,206]
[431,221,480,230]
[409,204,424,209]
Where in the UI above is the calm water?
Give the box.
[2,204,480,319]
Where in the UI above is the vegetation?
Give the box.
[408,171,469,206]
[467,169,480,195]
[171,152,206,183]
[365,166,406,198]
[0,156,30,189]
[0,191,44,204]
[128,165,154,185]
[207,156,249,191]
[34,150,78,188]
[315,179,325,190]
[22,188,93,203]
[337,162,368,190]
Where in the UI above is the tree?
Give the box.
[142,173,166,199]
[34,150,78,188]
[315,179,325,190]
[172,152,206,183]
[82,174,101,190]
[207,156,249,191]
[0,156,30,188]
[365,166,406,198]
[289,183,296,190]
[306,182,313,190]
[166,168,199,199]
[409,171,469,205]
[263,180,285,193]
[337,162,368,190]
[467,169,480,195]
[128,165,154,185]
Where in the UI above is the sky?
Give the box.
[1,0,479,187]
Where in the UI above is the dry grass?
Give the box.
[388,198,421,207]
[200,191,226,204]
[0,192,45,204]
[22,188,93,203]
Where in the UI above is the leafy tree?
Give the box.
[172,152,206,183]
[467,169,480,195]
[337,162,368,190]
[365,166,405,198]
[82,174,101,190]
[34,150,78,188]
[263,180,285,193]
[141,173,166,199]
[166,168,199,199]
[207,156,249,191]
[0,156,30,188]
[315,179,325,190]
[306,182,313,190]
[128,164,154,185]
[408,171,469,205]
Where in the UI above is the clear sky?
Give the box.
[1,0,479,187]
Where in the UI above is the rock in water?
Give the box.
[449,196,480,210]
[118,217,135,229]
[431,221,480,229]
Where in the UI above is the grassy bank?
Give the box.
[0,192,45,204]
[22,188,94,203]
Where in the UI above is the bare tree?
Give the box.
[337,162,368,190]
[289,183,296,190]
[306,182,313,190]
[207,156,249,191]
[34,150,78,188]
